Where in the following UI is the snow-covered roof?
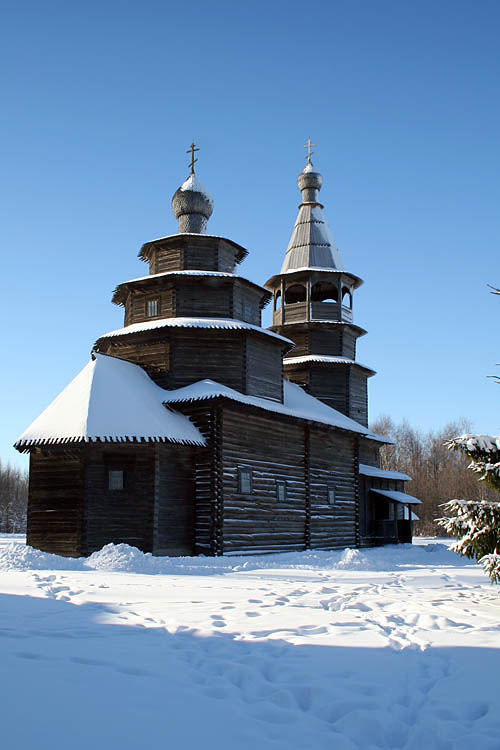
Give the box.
[111,271,270,308]
[15,354,205,450]
[359,464,411,481]
[371,489,422,505]
[118,270,236,285]
[284,355,375,374]
[139,234,248,262]
[96,317,294,348]
[162,379,372,436]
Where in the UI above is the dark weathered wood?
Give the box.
[84,445,155,555]
[220,408,307,553]
[308,429,357,549]
[27,449,85,557]
[153,443,197,555]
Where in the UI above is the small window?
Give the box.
[327,486,336,505]
[276,480,286,503]
[238,468,252,494]
[147,299,159,317]
[243,302,253,321]
[108,470,124,490]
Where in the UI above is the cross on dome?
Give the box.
[186,142,199,174]
[304,138,316,164]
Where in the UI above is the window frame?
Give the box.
[327,485,336,506]
[146,298,159,318]
[276,479,287,503]
[108,469,124,491]
[238,467,253,495]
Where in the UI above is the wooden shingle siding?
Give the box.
[246,337,283,401]
[221,409,307,553]
[27,450,85,557]
[84,445,155,555]
[309,430,357,549]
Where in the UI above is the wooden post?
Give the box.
[209,406,224,556]
[354,437,360,548]
[306,278,311,322]
[152,443,160,553]
[280,278,285,324]
[304,424,311,549]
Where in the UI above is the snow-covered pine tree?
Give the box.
[438,287,500,583]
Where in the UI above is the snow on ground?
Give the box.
[1,535,499,750]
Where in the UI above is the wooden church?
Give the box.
[15,145,421,557]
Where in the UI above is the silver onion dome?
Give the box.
[297,161,323,201]
[171,173,214,234]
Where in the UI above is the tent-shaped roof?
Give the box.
[15,354,205,450]
[281,163,345,274]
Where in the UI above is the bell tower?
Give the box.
[265,147,374,425]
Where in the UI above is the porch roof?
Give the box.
[371,489,422,505]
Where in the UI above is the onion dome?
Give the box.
[171,173,214,234]
[281,160,344,273]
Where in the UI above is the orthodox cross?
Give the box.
[187,142,199,174]
[304,138,316,164]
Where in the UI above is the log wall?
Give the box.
[246,338,283,401]
[221,409,307,553]
[175,280,233,319]
[233,285,262,326]
[153,443,197,555]
[125,288,175,326]
[309,430,358,549]
[349,369,368,426]
[308,367,350,415]
[152,245,183,274]
[359,439,381,467]
[102,338,171,388]
[84,445,155,554]
[27,449,85,557]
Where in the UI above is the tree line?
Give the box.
[369,416,498,536]
[0,460,28,533]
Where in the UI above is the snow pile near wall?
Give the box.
[0,538,469,575]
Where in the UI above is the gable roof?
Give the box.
[15,354,205,450]
[162,378,378,437]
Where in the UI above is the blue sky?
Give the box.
[1,0,499,469]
